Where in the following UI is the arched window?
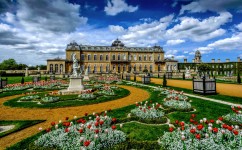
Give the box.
[139,65,142,71]
[118,54,121,60]
[100,65,103,73]
[100,55,103,61]
[50,64,53,73]
[129,65,132,72]
[88,55,91,60]
[113,65,115,71]
[158,65,161,72]
[123,64,126,72]
[144,55,147,61]
[139,55,142,61]
[94,65,97,73]
[149,55,152,61]
[158,55,160,60]
[134,64,136,72]
[60,64,63,73]
[144,65,147,70]
[150,65,152,72]
[118,64,121,72]
[88,65,91,73]
[55,64,58,73]
[106,65,109,72]
[112,55,115,60]
[106,55,109,61]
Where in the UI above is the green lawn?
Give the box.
[0,120,45,138]
[4,88,130,108]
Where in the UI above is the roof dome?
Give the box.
[111,38,124,47]
[195,50,201,57]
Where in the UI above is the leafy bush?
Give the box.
[41,97,59,103]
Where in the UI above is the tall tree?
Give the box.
[0,59,18,70]
[163,74,167,87]
[237,73,241,84]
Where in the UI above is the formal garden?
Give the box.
[0,75,241,150]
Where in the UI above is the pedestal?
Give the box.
[67,77,84,91]
[83,75,90,81]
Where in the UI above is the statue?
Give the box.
[85,68,89,76]
[123,54,126,60]
[71,53,79,77]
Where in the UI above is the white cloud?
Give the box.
[109,25,126,34]
[180,0,242,14]
[236,22,242,31]
[165,12,232,41]
[104,0,138,16]
[166,39,185,45]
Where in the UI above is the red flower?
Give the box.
[111,125,116,130]
[79,129,83,133]
[63,122,70,127]
[82,120,86,124]
[175,120,179,124]
[46,128,51,133]
[191,114,196,118]
[65,128,69,133]
[136,103,139,106]
[195,134,201,140]
[238,106,241,109]
[233,130,239,135]
[222,124,228,129]
[227,125,233,131]
[180,122,185,126]
[169,127,174,132]
[87,124,91,129]
[65,117,69,120]
[85,112,88,116]
[193,121,198,125]
[94,129,99,134]
[51,122,55,126]
[190,128,196,134]
[100,120,104,125]
[190,118,195,123]
[112,118,117,123]
[197,124,203,130]
[83,140,91,147]
[94,121,99,127]
[210,119,215,123]
[213,127,218,133]
[218,117,223,121]
[181,126,185,131]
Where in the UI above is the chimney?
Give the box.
[238,57,241,62]
[192,59,195,63]
[184,58,187,63]
[226,59,230,62]
[211,59,215,63]
[217,59,220,63]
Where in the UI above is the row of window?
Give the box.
[49,64,63,72]
[80,54,161,61]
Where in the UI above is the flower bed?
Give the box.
[19,95,40,101]
[153,86,164,91]
[41,97,60,103]
[35,115,126,150]
[116,81,124,85]
[159,115,242,150]
[223,106,242,125]
[131,101,165,120]
[78,93,96,100]
[163,100,192,111]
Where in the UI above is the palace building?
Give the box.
[47,39,178,74]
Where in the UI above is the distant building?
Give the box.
[47,39,178,74]
[178,50,242,76]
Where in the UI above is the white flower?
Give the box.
[231,105,235,108]
[205,133,209,138]
[208,127,212,131]
[105,110,107,113]
[216,120,220,124]
[59,120,62,123]
[80,137,84,142]
[181,132,184,135]
[120,124,123,128]
[105,129,108,133]
[221,129,225,134]
[200,119,203,123]
[55,124,58,129]
[74,116,77,119]
[203,118,207,122]
[89,117,92,120]
[235,125,239,129]
[93,112,96,115]
[181,135,185,140]
[94,134,98,138]
[127,113,131,118]
[208,123,213,127]
[38,127,42,131]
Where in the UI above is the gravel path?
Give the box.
[0,85,150,149]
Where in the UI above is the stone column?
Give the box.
[25,67,29,77]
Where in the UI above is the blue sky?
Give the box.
[0,0,242,65]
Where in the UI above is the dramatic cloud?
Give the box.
[236,22,242,31]
[166,39,185,45]
[180,0,242,14]
[165,12,232,41]
[104,0,138,16]
[16,0,87,33]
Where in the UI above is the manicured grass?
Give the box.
[0,120,45,138]
[119,122,168,141]
[5,76,46,84]
[4,88,130,108]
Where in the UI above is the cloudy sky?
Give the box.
[0,0,242,66]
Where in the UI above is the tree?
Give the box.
[0,59,18,70]
[45,76,48,81]
[197,63,211,77]
[158,73,160,78]
[134,75,136,81]
[237,73,241,84]
[182,72,185,80]
[21,77,24,84]
[163,74,167,87]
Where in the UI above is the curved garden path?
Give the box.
[0,85,150,149]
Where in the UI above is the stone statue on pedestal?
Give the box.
[71,53,80,77]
